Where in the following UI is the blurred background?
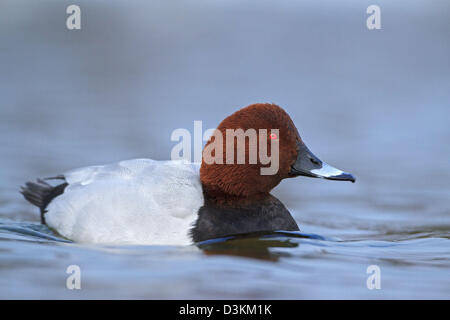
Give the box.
[0,0,449,299]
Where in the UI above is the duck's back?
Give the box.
[45,159,204,245]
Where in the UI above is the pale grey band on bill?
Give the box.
[311,162,355,182]
[311,162,344,178]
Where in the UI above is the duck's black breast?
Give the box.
[190,194,299,243]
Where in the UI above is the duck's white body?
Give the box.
[45,159,204,245]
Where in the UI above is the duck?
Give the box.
[21,103,355,245]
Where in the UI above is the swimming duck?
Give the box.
[21,103,355,245]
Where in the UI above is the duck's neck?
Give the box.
[190,187,300,243]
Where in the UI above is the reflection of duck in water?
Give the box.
[21,103,355,245]
[198,231,327,262]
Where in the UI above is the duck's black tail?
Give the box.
[20,178,68,224]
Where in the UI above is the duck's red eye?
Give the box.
[270,133,277,140]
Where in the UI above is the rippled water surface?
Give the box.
[1,0,449,299]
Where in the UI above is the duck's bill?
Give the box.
[289,142,355,183]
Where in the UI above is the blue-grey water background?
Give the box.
[0,0,449,299]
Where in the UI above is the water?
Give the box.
[0,0,449,299]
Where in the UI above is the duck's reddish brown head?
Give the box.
[200,103,298,198]
[200,103,355,199]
